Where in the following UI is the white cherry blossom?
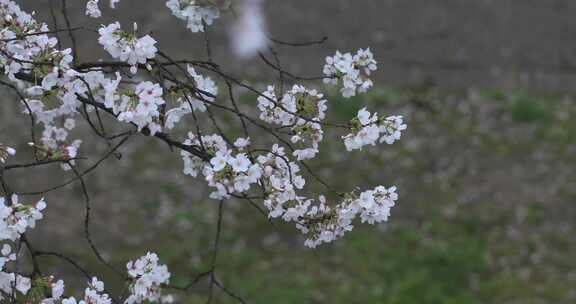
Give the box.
[343,108,407,151]
[323,48,377,98]
[98,22,158,74]
[166,0,220,33]
[125,252,171,304]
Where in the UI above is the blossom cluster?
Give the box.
[181,133,262,199]
[0,272,31,301]
[86,0,121,18]
[98,22,158,73]
[125,252,171,304]
[0,195,46,241]
[0,195,169,303]
[182,137,400,248]
[0,2,179,298]
[166,0,220,33]
[62,277,112,304]
[258,85,328,160]
[0,191,118,304]
[342,107,407,151]
[165,66,218,129]
[0,1,86,166]
[255,154,399,248]
[250,148,399,248]
[2,0,216,157]
[0,194,45,300]
[0,144,15,163]
[257,144,306,218]
[85,1,102,18]
[116,81,165,134]
[323,48,377,98]
[297,185,398,248]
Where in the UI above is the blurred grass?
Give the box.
[152,87,575,303]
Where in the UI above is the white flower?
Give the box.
[181,133,262,198]
[64,118,76,130]
[0,195,47,242]
[166,0,220,33]
[233,137,251,150]
[62,298,77,304]
[163,66,218,130]
[114,81,165,134]
[258,85,327,160]
[210,150,229,172]
[125,252,170,304]
[90,277,105,292]
[358,186,398,224]
[323,48,377,98]
[86,0,102,18]
[357,190,374,209]
[357,107,375,125]
[342,108,406,151]
[135,81,164,111]
[52,279,65,299]
[228,153,251,173]
[379,115,407,145]
[15,276,31,295]
[98,22,158,73]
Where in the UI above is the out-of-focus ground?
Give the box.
[2,1,576,303]
[20,0,576,91]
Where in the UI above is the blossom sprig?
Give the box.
[0,195,46,242]
[257,144,307,217]
[61,277,112,304]
[166,0,221,33]
[0,244,16,269]
[165,65,218,129]
[0,8,60,81]
[323,48,377,98]
[296,185,398,248]
[0,193,47,301]
[181,133,262,199]
[85,0,102,18]
[258,85,328,160]
[0,272,31,300]
[125,252,171,304]
[342,107,407,151]
[255,182,399,248]
[115,81,166,135]
[23,276,65,303]
[98,22,158,74]
[0,2,85,166]
[30,138,82,171]
[86,0,122,18]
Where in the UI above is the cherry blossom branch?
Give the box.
[0,1,408,302]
